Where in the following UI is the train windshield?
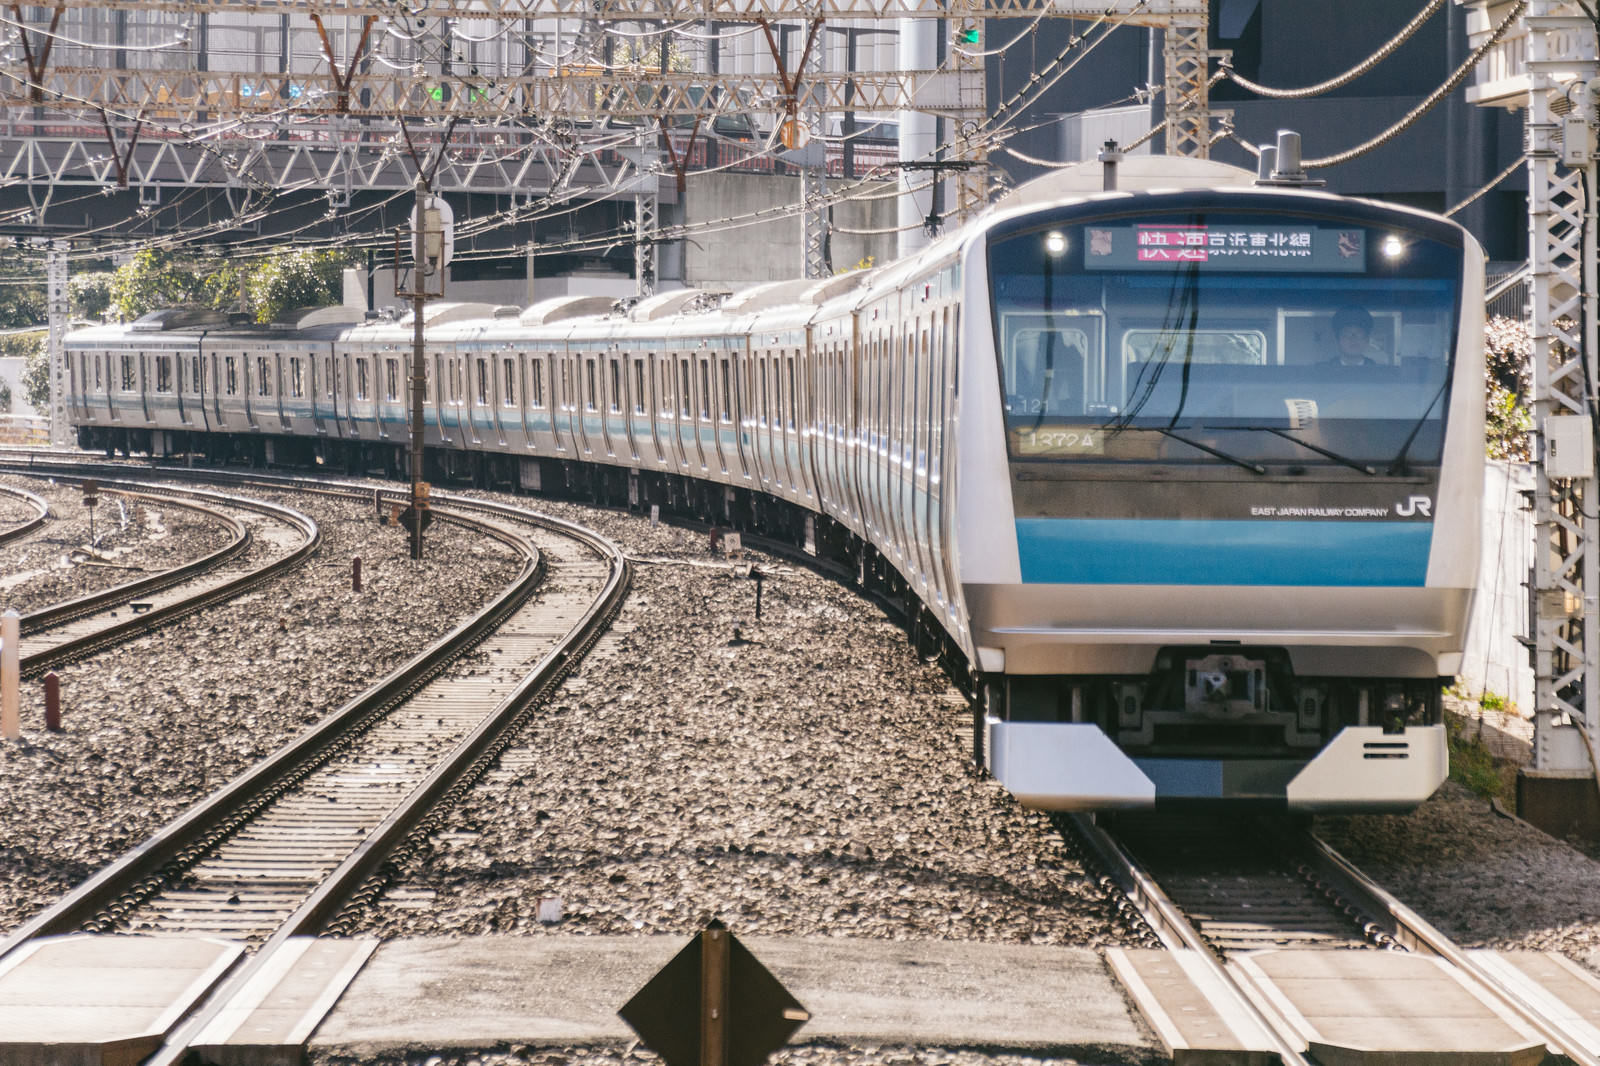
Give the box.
[987,209,1465,471]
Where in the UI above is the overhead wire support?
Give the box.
[32,0,1194,20]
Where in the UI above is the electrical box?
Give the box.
[1564,115,1595,167]
[1545,414,1595,479]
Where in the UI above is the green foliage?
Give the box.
[19,334,48,411]
[244,249,351,325]
[0,380,11,413]
[108,249,201,321]
[1447,721,1507,800]
[1479,690,1509,713]
[69,271,116,322]
[1485,316,1532,461]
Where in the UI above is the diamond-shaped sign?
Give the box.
[619,921,809,1066]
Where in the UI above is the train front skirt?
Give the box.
[986,720,1448,813]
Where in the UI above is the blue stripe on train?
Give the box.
[1014,518,1432,587]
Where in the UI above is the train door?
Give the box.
[925,308,948,612]
[712,352,733,476]
[552,353,573,455]
[754,352,774,487]
[576,353,597,457]
[692,354,712,472]
[469,351,488,447]
[625,353,647,463]
[725,348,752,480]
[908,320,932,591]
[215,351,235,428]
[665,353,686,469]
[496,351,514,448]
[272,353,289,430]
[242,350,257,431]
[135,352,151,422]
[934,306,960,620]
[602,351,622,459]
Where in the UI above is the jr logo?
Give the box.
[1395,495,1433,518]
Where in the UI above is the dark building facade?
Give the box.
[987,0,1527,260]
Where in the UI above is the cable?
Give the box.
[1445,154,1527,217]
[1303,0,1526,169]
[1218,0,1447,100]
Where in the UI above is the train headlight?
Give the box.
[1044,231,1067,257]
[1380,234,1405,259]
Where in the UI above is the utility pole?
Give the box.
[395,178,451,560]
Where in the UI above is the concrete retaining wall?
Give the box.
[1459,460,1534,714]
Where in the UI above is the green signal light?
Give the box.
[957,28,980,45]
[429,85,444,102]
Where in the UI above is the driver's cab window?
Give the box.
[1280,310,1400,368]
[1003,316,1091,418]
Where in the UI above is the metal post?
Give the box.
[2,608,18,740]
[699,922,729,1066]
[410,272,425,561]
[1522,1,1600,773]
[46,237,68,446]
[43,671,59,732]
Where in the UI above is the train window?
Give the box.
[93,354,102,391]
[698,362,710,421]
[786,355,797,431]
[258,356,273,397]
[475,358,489,405]
[719,360,732,421]
[191,355,201,394]
[679,357,691,418]
[529,360,545,409]
[584,359,597,411]
[380,359,393,402]
[448,360,460,403]
[288,357,302,398]
[323,357,333,398]
[561,361,572,409]
[609,361,621,413]
[634,361,646,414]
[154,356,172,393]
[223,356,237,395]
[355,359,369,401]
[503,359,516,406]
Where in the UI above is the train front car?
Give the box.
[960,186,1484,813]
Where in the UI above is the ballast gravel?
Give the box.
[0,476,236,615]
[1318,774,1600,965]
[0,483,522,935]
[353,498,1120,946]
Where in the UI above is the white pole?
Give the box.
[2,608,19,740]
[897,10,937,260]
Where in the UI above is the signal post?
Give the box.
[396,179,453,561]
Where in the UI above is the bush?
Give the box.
[1484,316,1532,461]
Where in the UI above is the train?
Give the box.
[66,151,1485,813]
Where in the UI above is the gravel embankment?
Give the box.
[315,1046,1100,1066]
[351,500,1123,946]
[1318,775,1600,964]
[0,476,236,614]
[0,486,522,934]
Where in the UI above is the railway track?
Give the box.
[0,478,631,1065]
[0,480,47,545]
[12,479,320,679]
[1071,811,1600,1065]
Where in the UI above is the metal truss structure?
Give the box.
[1463,0,1600,775]
[1521,2,1600,773]
[17,0,1196,21]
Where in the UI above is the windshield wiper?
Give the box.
[1147,426,1267,475]
[1387,378,1449,476]
[1251,427,1376,476]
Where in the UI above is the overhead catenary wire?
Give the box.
[1217,0,1447,100]
[1302,0,1527,169]
[1446,154,1527,217]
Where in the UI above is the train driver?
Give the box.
[1325,306,1384,367]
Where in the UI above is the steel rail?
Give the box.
[0,470,631,1066]
[13,479,320,679]
[0,492,541,962]
[1303,830,1600,1066]
[1066,813,1318,1066]
[0,481,47,546]
[20,487,252,633]
[143,495,629,1066]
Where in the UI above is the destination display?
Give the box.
[1083,223,1366,273]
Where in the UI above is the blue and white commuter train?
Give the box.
[67,155,1484,812]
